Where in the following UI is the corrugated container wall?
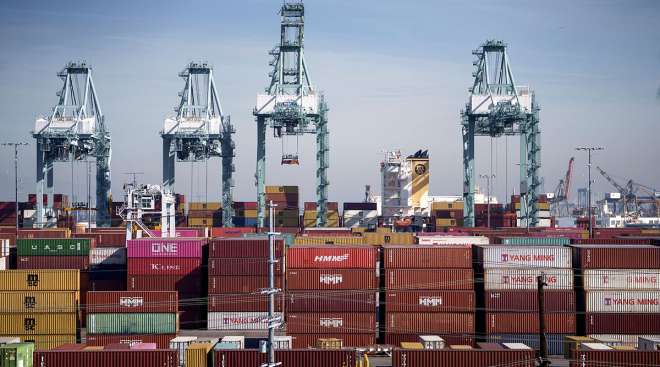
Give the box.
[582,269,660,290]
[391,349,536,367]
[478,246,571,269]
[0,270,80,291]
[286,246,378,269]
[87,313,177,334]
[383,245,472,268]
[585,291,660,313]
[33,349,179,367]
[572,245,660,269]
[484,268,573,290]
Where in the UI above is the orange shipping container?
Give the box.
[0,291,78,313]
[0,270,80,291]
[0,313,77,334]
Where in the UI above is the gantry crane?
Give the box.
[597,166,660,217]
[550,157,574,217]
[162,62,235,227]
[33,62,112,228]
[254,1,329,227]
[461,40,541,227]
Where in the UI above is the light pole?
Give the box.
[480,174,496,228]
[576,146,603,238]
[2,142,28,229]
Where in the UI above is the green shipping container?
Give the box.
[500,237,570,246]
[0,342,34,367]
[17,239,91,256]
[87,313,177,334]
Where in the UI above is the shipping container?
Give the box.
[384,269,474,290]
[89,248,126,266]
[85,334,175,349]
[87,291,178,313]
[484,290,576,312]
[385,290,476,313]
[0,270,79,291]
[212,349,358,367]
[210,227,256,237]
[17,238,92,256]
[485,313,576,333]
[486,334,568,355]
[289,334,376,348]
[209,238,284,258]
[582,269,660,290]
[126,238,205,258]
[288,246,379,269]
[585,313,660,334]
[74,232,126,247]
[286,312,376,334]
[19,334,76,350]
[385,313,474,334]
[588,334,660,348]
[569,350,660,367]
[293,236,366,245]
[585,290,660,313]
[383,334,476,348]
[0,342,34,367]
[208,293,284,312]
[17,229,69,239]
[416,235,489,246]
[286,269,378,290]
[127,275,202,294]
[477,245,571,269]
[17,256,89,270]
[361,232,415,245]
[0,314,76,334]
[391,348,536,367]
[208,276,282,294]
[285,291,377,312]
[483,268,573,290]
[572,244,660,269]
[207,312,283,330]
[495,237,571,246]
[186,343,213,367]
[383,245,472,269]
[0,291,78,313]
[33,349,179,367]
[127,258,201,276]
[87,313,177,334]
[208,258,282,276]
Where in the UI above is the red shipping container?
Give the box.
[286,312,376,334]
[86,334,176,348]
[286,291,377,312]
[127,238,204,258]
[209,293,284,312]
[232,202,257,210]
[0,233,16,246]
[569,350,660,367]
[209,276,282,294]
[385,312,475,334]
[485,313,576,333]
[87,291,178,313]
[212,349,357,367]
[385,290,475,313]
[383,333,476,347]
[287,246,378,269]
[127,275,203,294]
[585,313,660,334]
[211,227,256,237]
[484,290,576,312]
[17,255,89,269]
[383,245,472,268]
[127,258,201,276]
[17,229,68,239]
[572,244,660,269]
[33,349,179,367]
[209,238,284,258]
[384,269,474,290]
[208,257,283,276]
[391,349,536,367]
[572,238,653,245]
[289,333,376,348]
[286,269,378,290]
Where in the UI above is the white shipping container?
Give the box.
[585,291,660,313]
[517,218,552,227]
[169,336,197,367]
[480,246,571,269]
[1,239,8,257]
[343,210,378,228]
[583,269,660,290]
[484,268,574,290]
[417,236,489,245]
[208,312,284,330]
[589,334,660,348]
[89,247,127,266]
[273,336,293,350]
[0,257,6,271]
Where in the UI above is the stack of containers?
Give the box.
[512,195,551,227]
[430,201,464,230]
[0,270,79,350]
[126,238,206,329]
[383,245,476,346]
[232,202,258,227]
[0,202,20,226]
[342,203,378,228]
[478,245,576,355]
[86,291,178,348]
[266,186,299,228]
[187,202,222,228]
[286,246,378,347]
[34,344,179,367]
[475,204,505,228]
[207,238,284,331]
[303,202,340,228]
[1,238,9,270]
[574,244,660,345]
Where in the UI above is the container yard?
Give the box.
[1,1,659,366]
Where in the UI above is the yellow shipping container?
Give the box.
[0,291,78,313]
[431,201,464,211]
[316,338,342,349]
[400,342,424,349]
[0,270,79,291]
[351,227,368,233]
[362,232,415,245]
[0,313,77,335]
[265,186,298,194]
[235,209,258,218]
[187,218,212,227]
[186,343,213,367]
[376,227,392,234]
[15,334,77,350]
[294,236,366,245]
[435,218,457,227]
[189,202,222,211]
[514,202,550,210]
[303,210,317,219]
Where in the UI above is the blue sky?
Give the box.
[0,0,658,205]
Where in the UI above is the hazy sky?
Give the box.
[0,0,659,206]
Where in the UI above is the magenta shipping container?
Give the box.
[209,238,284,258]
[287,246,378,269]
[127,258,201,276]
[126,238,204,258]
[33,349,179,367]
[383,245,472,268]
[286,291,378,312]
[585,313,660,334]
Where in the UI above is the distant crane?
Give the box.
[33,62,112,228]
[549,157,574,217]
[254,1,329,227]
[596,166,660,217]
[461,40,542,227]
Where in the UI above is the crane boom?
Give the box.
[564,157,574,201]
[596,166,627,194]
